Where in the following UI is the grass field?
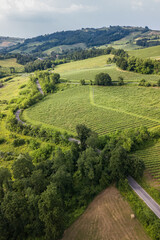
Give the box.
[55,55,160,84]
[23,85,160,135]
[62,186,151,240]
[128,45,160,59]
[134,140,160,182]
[0,58,24,72]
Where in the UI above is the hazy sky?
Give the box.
[0,0,160,38]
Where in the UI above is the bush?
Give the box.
[157,79,160,87]
[117,76,124,86]
[80,79,85,85]
[0,137,6,144]
[12,138,26,147]
[94,73,112,86]
[19,84,26,89]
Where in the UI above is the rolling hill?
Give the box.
[2,26,160,56]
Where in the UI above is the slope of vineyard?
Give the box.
[134,140,160,182]
[23,85,160,135]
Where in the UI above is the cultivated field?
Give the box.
[23,85,160,135]
[134,140,160,183]
[62,187,151,240]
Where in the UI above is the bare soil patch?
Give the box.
[62,186,151,240]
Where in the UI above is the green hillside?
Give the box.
[128,45,160,59]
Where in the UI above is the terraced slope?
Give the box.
[62,187,151,240]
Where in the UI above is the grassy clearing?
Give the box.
[55,55,160,83]
[134,140,160,182]
[62,186,151,240]
[128,45,160,59]
[23,85,160,135]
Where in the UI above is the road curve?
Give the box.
[128,176,160,219]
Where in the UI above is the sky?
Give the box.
[0,0,160,38]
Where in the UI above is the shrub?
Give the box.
[0,137,6,144]
[94,73,112,86]
[80,79,85,85]
[12,138,26,147]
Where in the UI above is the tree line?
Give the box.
[108,52,160,74]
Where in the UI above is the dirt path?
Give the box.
[15,109,25,125]
[62,186,151,240]
[36,80,44,95]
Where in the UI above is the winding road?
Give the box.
[128,176,160,219]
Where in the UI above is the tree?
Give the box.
[12,154,34,179]
[109,146,130,182]
[94,73,112,86]
[38,183,65,240]
[76,124,91,150]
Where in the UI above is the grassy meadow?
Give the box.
[55,55,160,84]
[0,58,24,72]
[128,45,160,59]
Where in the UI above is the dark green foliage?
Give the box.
[38,183,66,240]
[76,124,92,150]
[94,72,112,86]
[12,138,25,147]
[0,137,6,144]
[25,60,53,73]
[12,154,34,179]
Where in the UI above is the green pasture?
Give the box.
[55,55,160,83]
[23,85,160,135]
[0,58,24,72]
[134,140,160,182]
[128,45,160,59]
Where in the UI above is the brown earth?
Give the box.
[62,186,151,240]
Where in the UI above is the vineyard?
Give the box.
[134,141,160,182]
[23,85,160,135]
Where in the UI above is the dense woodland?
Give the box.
[0,122,148,240]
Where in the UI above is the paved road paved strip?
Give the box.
[128,176,160,219]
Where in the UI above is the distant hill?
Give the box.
[0,36,24,50]
[1,26,160,56]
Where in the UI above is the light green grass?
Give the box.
[134,140,160,182]
[0,58,24,72]
[55,55,160,83]
[23,85,160,136]
[128,45,160,59]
